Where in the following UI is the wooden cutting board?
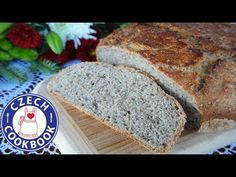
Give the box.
[33,77,236,154]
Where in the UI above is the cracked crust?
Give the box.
[97,23,236,130]
[197,59,236,122]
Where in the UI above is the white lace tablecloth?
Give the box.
[0,60,62,154]
[0,60,235,154]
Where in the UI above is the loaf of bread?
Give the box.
[48,62,186,152]
[96,23,236,131]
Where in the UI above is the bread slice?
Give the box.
[47,62,186,153]
[96,23,236,131]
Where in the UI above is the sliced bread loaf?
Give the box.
[96,23,236,131]
[47,62,186,152]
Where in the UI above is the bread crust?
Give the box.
[97,23,236,127]
[47,62,186,153]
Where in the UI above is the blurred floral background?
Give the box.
[0,22,128,84]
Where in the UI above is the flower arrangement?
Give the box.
[0,22,128,83]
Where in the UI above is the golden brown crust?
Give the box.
[169,23,236,50]
[197,59,236,122]
[138,48,203,67]
[158,67,199,96]
[98,23,236,125]
[99,23,236,68]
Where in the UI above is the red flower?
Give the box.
[76,38,99,62]
[65,40,76,59]
[6,23,42,49]
[40,39,99,64]
[39,41,76,64]
[39,50,69,64]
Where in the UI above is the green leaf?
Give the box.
[0,23,13,33]
[0,50,14,61]
[0,65,26,84]
[29,60,61,74]
[119,23,129,28]
[0,30,8,39]
[28,61,38,72]
[39,60,61,73]
[8,47,38,62]
[0,39,13,51]
[46,31,63,54]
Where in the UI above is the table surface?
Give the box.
[0,60,236,154]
